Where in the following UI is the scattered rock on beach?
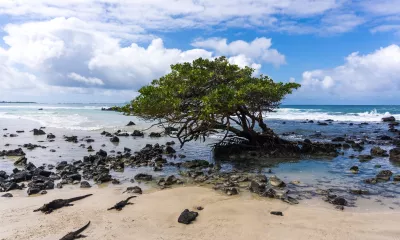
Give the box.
[182,160,209,169]
[134,173,152,181]
[350,166,359,174]
[389,148,400,162]
[1,193,13,198]
[376,170,393,182]
[47,133,56,139]
[149,132,162,137]
[80,181,92,188]
[126,121,135,126]
[269,175,286,188]
[123,186,142,194]
[110,136,119,143]
[178,209,198,224]
[382,116,396,122]
[370,146,388,156]
[33,129,46,135]
[131,130,144,137]
[0,148,25,157]
[270,211,283,216]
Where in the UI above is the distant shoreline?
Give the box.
[0,101,37,104]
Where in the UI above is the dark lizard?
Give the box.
[107,196,136,211]
[33,194,93,214]
[60,221,90,240]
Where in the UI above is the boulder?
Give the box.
[249,180,266,194]
[165,146,176,154]
[27,187,41,195]
[269,175,286,188]
[47,133,56,139]
[126,121,136,126]
[330,197,348,206]
[96,149,108,157]
[64,136,78,143]
[224,187,239,196]
[33,129,46,135]
[382,116,396,122]
[182,160,209,169]
[178,209,198,224]
[1,193,13,198]
[389,148,400,162]
[131,130,144,137]
[14,156,27,166]
[370,146,388,156]
[123,186,142,194]
[0,148,25,157]
[134,173,153,181]
[393,175,400,182]
[376,170,393,182]
[110,136,120,143]
[149,132,162,137]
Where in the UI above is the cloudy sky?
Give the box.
[0,0,399,104]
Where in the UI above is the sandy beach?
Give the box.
[1,186,399,240]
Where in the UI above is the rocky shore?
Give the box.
[1,115,400,239]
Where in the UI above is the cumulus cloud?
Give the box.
[298,45,400,100]
[0,0,340,32]
[0,17,282,100]
[68,73,104,86]
[192,37,285,67]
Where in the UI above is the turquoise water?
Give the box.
[1,103,400,210]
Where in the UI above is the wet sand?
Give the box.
[1,186,399,240]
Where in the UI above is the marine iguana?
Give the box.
[33,194,93,214]
[60,221,90,240]
[107,196,136,211]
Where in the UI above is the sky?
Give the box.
[0,0,399,104]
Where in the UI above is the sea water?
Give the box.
[1,103,400,211]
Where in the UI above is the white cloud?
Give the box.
[0,0,353,35]
[299,45,400,99]
[289,77,295,82]
[0,17,280,100]
[361,0,400,15]
[68,73,104,86]
[192,37,285,67]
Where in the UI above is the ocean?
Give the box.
[1,103,400,130]
[1,103,400,211]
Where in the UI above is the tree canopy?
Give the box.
[125,57,300,146]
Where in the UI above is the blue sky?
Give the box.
[0,0,399,104]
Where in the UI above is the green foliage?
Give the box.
[125,57,300,145]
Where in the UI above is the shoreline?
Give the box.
[1,186,399,240]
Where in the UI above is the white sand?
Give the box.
[0,186,399,240]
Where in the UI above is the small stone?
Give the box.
[126,121,136,126]
[80,181,91,188]
[123,186,142,194]
[270,211,283,216]
[178,209,198,224]
[350,166,359,174]
[1,193,13,198]
[40,190,47,195]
